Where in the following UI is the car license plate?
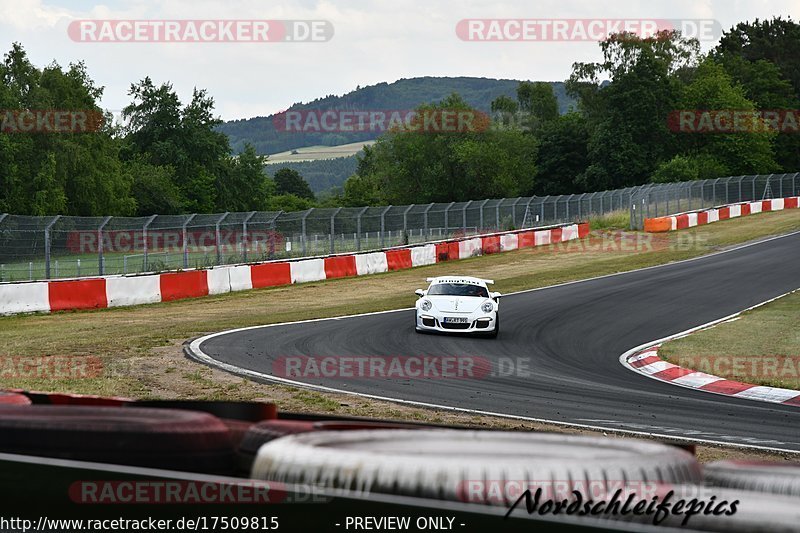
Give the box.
[443,317,468,323]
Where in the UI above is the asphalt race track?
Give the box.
[192,232,800,451]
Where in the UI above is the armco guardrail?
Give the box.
[0,222,589,315]
[643,197,800,232]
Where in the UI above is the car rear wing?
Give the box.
[426,277,494,284]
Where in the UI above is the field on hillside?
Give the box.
[265,140,375,163]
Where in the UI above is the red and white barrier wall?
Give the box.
[0,223,589,316]
[644,197,800,232]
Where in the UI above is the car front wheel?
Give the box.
[488,314,499,338]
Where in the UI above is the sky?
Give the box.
[1,0,798,121]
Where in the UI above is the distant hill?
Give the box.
[264,156,359,194]
[219,76,575,155]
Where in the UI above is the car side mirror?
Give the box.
[490,292,502,300]
[415,289,425,298]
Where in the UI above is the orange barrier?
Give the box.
[48,279,107,311]
[251,263,292,288]
[385,249,412,271]
[517,230,536,248]
[324,256,358,279]
[644,217,672,233]
[160,271,209,301]
[481,235,501,254]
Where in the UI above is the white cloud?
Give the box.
[0,0,798,120]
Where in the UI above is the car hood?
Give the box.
[428,295,486,313]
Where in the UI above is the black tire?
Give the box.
[0,405,235,474]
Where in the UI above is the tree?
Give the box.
[715,47,800,171]
[0,43,134,215]
[675,59,778,176]
[345,94,535,205]
[570,32,699,189]
[273,168,315,200]
[215,144,272,211]
[714,17,800,99]
[516,82,559,130]
[123,79,230,212]
[534,112,589,195]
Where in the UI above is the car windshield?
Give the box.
[427,283,488,298]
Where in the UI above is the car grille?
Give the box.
[440,321,471,330]
[422,317,436,327]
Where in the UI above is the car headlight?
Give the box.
[421,300,432,312]
[481,301,494,313]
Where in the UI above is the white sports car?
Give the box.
[414,276,501,337]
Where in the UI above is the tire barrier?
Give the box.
[0,391,31,405]
[250,429,702,503]
[703,460,800,498]
[0,222,589,316]
[644,196,800,232]
[237,419,418,474]
[0,405,235,474]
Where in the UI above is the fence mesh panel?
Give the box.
[1,173,797,281]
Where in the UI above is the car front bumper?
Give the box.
[415,312,497,333]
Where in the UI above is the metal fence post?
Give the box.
[495,201,501,230]
[793,172,799,196]
[511,197,523,227]
[402,204,414,243]
[301,209,311,255]
[215,212,229,265]
[462,200,473,234]
[566,194,574,221]
[423,203,434,238]
[241,211,256,263]
[266,211,283,259]
[524,197,534,227]
[44,215,60,279]
[98,216,112,276]
[479,199,489,230]
[380,206,391,248]
[182,214,196,268]
[330,207,342,254]
[356,207,368,251]
[443,202,455,236]
[541,196,549,224]
[142,214,157,271]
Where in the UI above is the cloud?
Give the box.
[0,0,798,120]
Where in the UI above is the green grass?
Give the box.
[660,290,800,389]
[588,209,630,230]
